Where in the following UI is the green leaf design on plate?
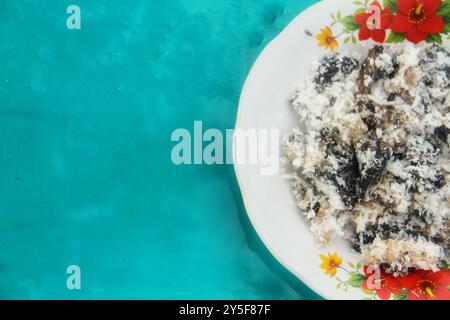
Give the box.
[442,261,449,270]
[437,0,450,19]
[386,31,405,43]
[439,0,450,33]
[383,0,398,13]
[392,289,408,300]
[443,23,450,34]
[426,33,443,44]
[347,273,366,288]
[341,15,359,32]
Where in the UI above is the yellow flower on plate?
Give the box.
[316,27,338,51]
[320,253,342,277]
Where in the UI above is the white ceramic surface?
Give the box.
[234,0,449,300]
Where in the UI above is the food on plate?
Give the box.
[283,44,450,275]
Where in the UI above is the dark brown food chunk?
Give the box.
[357,46,384,94]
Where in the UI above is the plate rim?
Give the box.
[233,0,332,300]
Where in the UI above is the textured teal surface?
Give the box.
[0,0,321,299]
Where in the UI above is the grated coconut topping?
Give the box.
[283,44,450,275]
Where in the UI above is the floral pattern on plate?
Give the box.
[314,0,450,50]
[320,253,450,300]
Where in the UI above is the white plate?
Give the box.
[234,0,450,300]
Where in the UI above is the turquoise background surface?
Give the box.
[0,0,321,299]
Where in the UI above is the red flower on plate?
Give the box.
[355,1,394,43]
[400,270,450,300]
[390,0,445,44]
[362,266,403,300]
